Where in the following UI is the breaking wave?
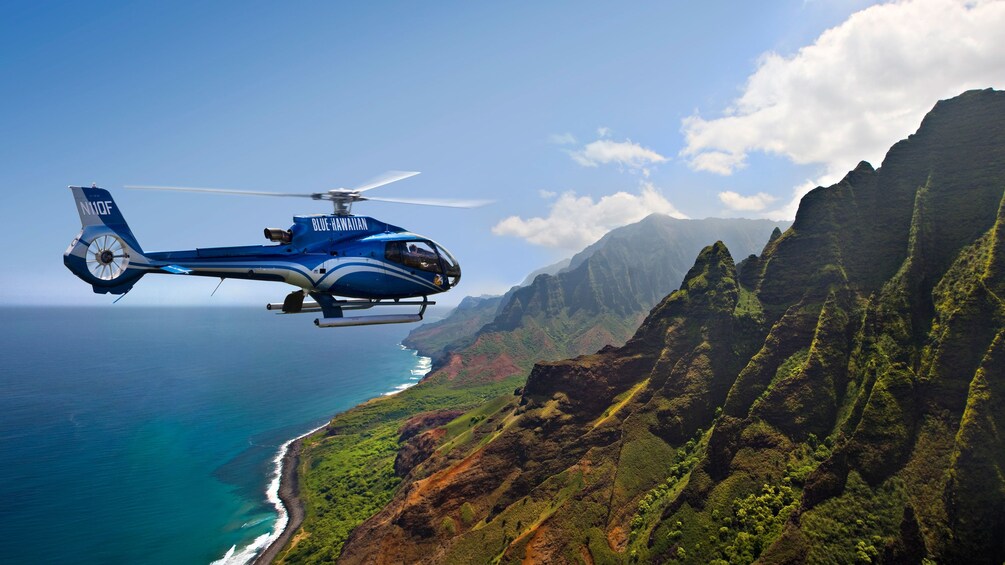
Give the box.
[384,347,431,396]
[209,423,325,565]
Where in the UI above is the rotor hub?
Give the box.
[321,190,362,215]
[100,249,114,264]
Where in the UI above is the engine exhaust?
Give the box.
[264,228,292,244]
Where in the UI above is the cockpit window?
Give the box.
[385,241,441,273]
[385,240,461,288]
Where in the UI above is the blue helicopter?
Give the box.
[63,172,487,327]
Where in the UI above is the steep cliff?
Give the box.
[336,89,1005,564]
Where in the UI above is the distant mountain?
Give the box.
[405,215,788,385]
[337,89,1005,564]
[520,257,572,286]
[402,253,579,362]
[402,250,591,363]
[401,295,506,360]
[401,257,571,362]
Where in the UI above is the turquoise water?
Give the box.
[0,307,432,564]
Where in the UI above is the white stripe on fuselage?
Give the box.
[153,256,442,292]
[321,264,441,293]
[315,257,442,291]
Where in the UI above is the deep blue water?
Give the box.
[0,306,434,564]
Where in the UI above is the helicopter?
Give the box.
[63,171,488,327]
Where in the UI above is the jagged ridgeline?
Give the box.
[334,89,1005,564]
[404,216,788,378]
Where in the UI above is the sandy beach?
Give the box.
[254,437,305,565]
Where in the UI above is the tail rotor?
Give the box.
[85,234,130,280]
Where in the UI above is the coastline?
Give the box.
[212,423,321,565]
[252,435,305,565]
[252,347,433,564]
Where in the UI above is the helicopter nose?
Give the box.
[436,245,461,289]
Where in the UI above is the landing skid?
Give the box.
[266,290,434,327]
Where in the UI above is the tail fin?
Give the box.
[65,185,146,295]
[70,185,143,252]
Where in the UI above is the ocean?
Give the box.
[0,306,434,564]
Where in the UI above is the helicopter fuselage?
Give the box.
[132,215,460,299]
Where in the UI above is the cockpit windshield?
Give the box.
[435,244,461,284]
[384,239,461,287]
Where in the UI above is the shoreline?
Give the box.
[252,348,433,563]
[253,435,306,565]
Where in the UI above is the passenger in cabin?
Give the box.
[386,241,440,272]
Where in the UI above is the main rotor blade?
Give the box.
[364,195,493,208]
[125,185,316,198]
[350,171,420,193]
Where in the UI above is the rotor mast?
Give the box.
[332,195,353,216]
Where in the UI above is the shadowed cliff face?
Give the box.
[338,89,1005,565]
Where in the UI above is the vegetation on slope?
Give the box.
[329,89,1005,564]
[273,373,523,563]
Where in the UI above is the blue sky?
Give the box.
[3,0,1003,306]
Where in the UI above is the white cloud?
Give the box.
[548,133,577,145]
[538,189,557,199]
[492,182,687,250]
[679,0,1005,217]
[596,126,612,138]
[569,138,668,170]
[690,151,748,175]
[718,191,777,212]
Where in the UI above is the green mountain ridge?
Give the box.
[405,215,788,383]
[331,88,1005,564]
